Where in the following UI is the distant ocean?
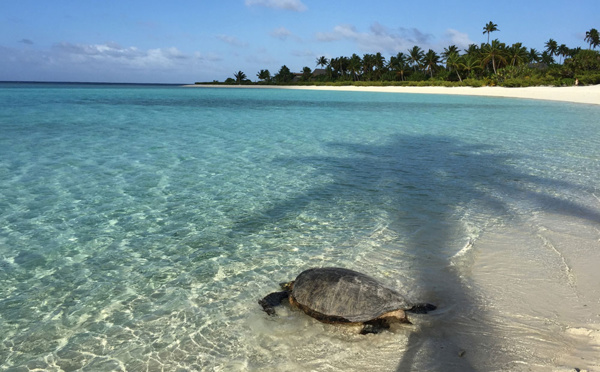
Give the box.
[1,83,599,371]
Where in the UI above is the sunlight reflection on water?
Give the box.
[1,84,599,371]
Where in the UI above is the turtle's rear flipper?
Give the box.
[360,319,390,335]
[259,291,289,315]
[407,303,437,314]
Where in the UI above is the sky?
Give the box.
[1,0,598,84]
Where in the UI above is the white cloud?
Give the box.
[53,42,145,61]
[49,42,192,69]
[315,24,355,42]
[194,51,223,62]
[216,34,248,47]
[316,23,434,54]
[315,23,477,55]
[270,26,292,40]
[245,0,307,12]
[0,42,223,83]
[291,49,314,60]
[443,29,475,50]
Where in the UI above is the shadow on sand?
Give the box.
[237,134,599,371]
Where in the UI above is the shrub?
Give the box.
[500,77,544,87]
[463,78,485,87]
[434,69,451,81]
[567,50,600,73]
[560,78,576,86]
[578,73,600,85]
[406,71,428,81]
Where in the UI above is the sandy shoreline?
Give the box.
[181,83,600,370]
[184,84,600,105]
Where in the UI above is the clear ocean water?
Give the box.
[1,83,599,371]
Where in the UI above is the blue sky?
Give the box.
[1,0,598,83]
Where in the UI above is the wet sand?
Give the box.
[453,212,600,371]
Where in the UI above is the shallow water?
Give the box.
[1,83,599,371]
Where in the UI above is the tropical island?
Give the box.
[197,23,600,88]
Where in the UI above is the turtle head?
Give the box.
[279,280,294,292]
[407,303,437,314]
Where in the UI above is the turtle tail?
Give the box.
[407,303,437,314]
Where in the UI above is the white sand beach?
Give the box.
[185,84,600,105]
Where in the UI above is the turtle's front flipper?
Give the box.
[407,303,437,314]
[259,291,289,315]
[360,319,390,335]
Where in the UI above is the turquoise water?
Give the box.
[1,84,599,371]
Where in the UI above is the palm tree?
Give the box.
[544,39,558,61]
[540,51,554,65]
[569,47,582,58]
[362,53,375,80]
[300,67,312,82]
[527,48,541,64]
[423,49,440,77]
[329,57,340,78]
[445,52,464,82]
[233,70,246,84]
[388,52,409,81]
[339,56,350,79]
[329,56,350,80]
[463,54,482,78]
[557,44,570,64]
[483,21,499,44]
[442,45,459,66]
[507,42,528,66]
[584,28,599,50]
[256,69,271,83]
[348,54,362,81]
[274,65,294,83]
[464,43,481,56]
[325,65,334,81]
[316,56,329,69]
[373,52,386,80]
[408,46,424,72]
[482,39,507,74]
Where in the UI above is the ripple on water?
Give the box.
[1,85,599,371]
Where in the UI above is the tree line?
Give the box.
[210,24,600,87]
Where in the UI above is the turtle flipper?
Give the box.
[259,291,289,315]
[360,319,390,335]
[407,303,437,314]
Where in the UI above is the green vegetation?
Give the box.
[198,24,600,87]
[483,21,499,45]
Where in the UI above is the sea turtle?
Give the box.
[259,267,436,334]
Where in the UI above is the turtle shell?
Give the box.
[290,267,411,323]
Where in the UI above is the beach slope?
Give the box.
[185,84,600,105]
